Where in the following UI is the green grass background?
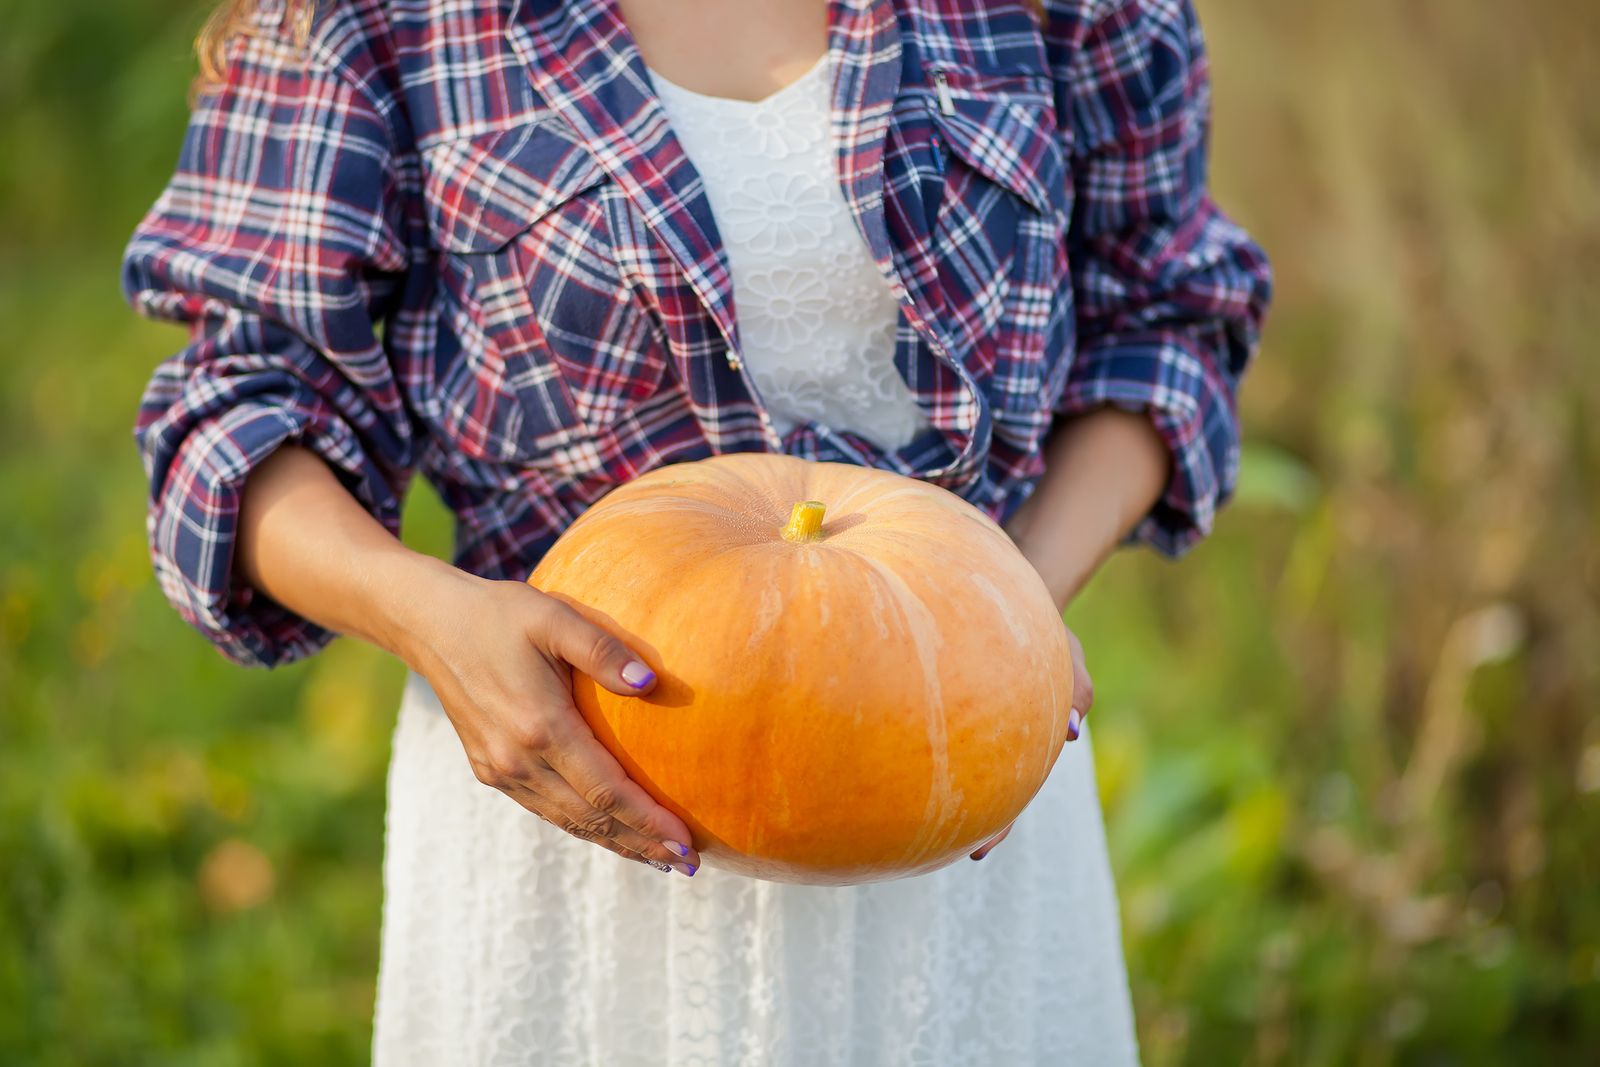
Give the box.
[3,1,1598,1062]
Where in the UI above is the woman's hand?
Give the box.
[399,569,702,876]
[235,446,699,877]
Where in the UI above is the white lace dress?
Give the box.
[372,55,1140,1066]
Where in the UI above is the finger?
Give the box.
[970,825,1012,861]
[520,763,699,875]
[1065,629,1093,742]
[1067,629,1094,714]
[536,596,659,697]
[538,725,701,866]
[512,620,696,867]
[499,780,659,867]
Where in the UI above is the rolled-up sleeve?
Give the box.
[1048,0,1273,555]
[125,29,415,667]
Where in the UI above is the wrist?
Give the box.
[1013,407,1169,608]
[358,547,479,669]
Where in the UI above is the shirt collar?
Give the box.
[505,1,910,353]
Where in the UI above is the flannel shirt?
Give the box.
[125,0,1272,668]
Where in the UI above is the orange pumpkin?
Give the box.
[529,453,1074,884]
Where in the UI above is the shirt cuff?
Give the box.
[146,401,402,668]
[1056,329,1240,557]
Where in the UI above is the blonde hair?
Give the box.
[195,0,317,91]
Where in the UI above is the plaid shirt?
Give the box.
[126,0,1271,668]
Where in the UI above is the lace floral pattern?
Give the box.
[648,57,929,452]
[373,676,1140,1065]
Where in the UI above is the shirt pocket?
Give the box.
[920,73,1071,420]
[422,122,669,465]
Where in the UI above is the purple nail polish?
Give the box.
[1067,707,1083,741]
[664,840,690,858]
[679,864,697,878]
[621,661,655,689]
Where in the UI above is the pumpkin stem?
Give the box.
[781,500,827,543]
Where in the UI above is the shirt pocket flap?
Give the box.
[933,96,1057,216]
[423,123,609,254]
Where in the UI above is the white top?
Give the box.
[647,55,930,451]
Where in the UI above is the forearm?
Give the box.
[1006,407,1171,608]
[236,445,465,664]
[237,453,700,871]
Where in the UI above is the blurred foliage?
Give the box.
[2,0,1598,1063]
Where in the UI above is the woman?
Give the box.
[126,0,1270,1062]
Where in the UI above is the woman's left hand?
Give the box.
[968,625,1094,861]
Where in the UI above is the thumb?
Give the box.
[537,596,659,697]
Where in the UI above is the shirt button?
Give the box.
[725,349,742,371]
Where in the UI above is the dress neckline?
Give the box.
[645,52,829,109]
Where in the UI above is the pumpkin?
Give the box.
[528,453,1074,884]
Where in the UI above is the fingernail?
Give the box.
[621,661,655,689]
[675,863,697,878]
[1067,707,1083,742]
[664,840,690,858]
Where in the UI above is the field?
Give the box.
[2,0,1597,1062]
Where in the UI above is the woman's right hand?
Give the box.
[235,446,697,875]
[397,568,701,877]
